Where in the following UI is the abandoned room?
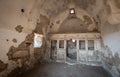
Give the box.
[0,0,120,77]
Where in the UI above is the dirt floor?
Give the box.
[15,62,112,77]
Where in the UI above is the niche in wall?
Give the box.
[34,33,43,48]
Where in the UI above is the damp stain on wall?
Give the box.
[6,39,9,42]
[12,38,17,43]
[34,14,50,34]
[15,25,23,33]
[56,20,60,24]
[83,15,93,25]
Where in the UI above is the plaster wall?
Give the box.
[101,11,120,77]
[102,32,120,55]
[0,28,27,63]
[0,0,40,76]
[0,0,39,33]
[101,30,120,77]
[0,0,40,62]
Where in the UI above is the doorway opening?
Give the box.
[66,39,77,62]
[50,40,57,60]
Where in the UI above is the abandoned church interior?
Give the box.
[0,0,120,77]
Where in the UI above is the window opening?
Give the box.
[79,40,85,50]
[34,33,43,48]
[88,40,94,50]
[59,40,64,48]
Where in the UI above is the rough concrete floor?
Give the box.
[16,62,112,77]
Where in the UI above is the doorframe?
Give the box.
[56,39,66,62]
[65,39,78,62]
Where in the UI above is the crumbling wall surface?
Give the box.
[0,0,41,76]
[0,29,26,77]
[99,0,120,77]
[34,42,51,63]
[0,28,27,63]
[101,43,120,77]
[0,18,45,77]
[0,60,7,73]
[0,29,49,77]
[100,25,120,77]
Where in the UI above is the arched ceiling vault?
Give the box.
[35,0,105,34]
[0,0,120,34]
[49,8,97,33]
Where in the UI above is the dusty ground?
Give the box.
[14,62,112,77]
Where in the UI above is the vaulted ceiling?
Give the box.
[0,0,120,33]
